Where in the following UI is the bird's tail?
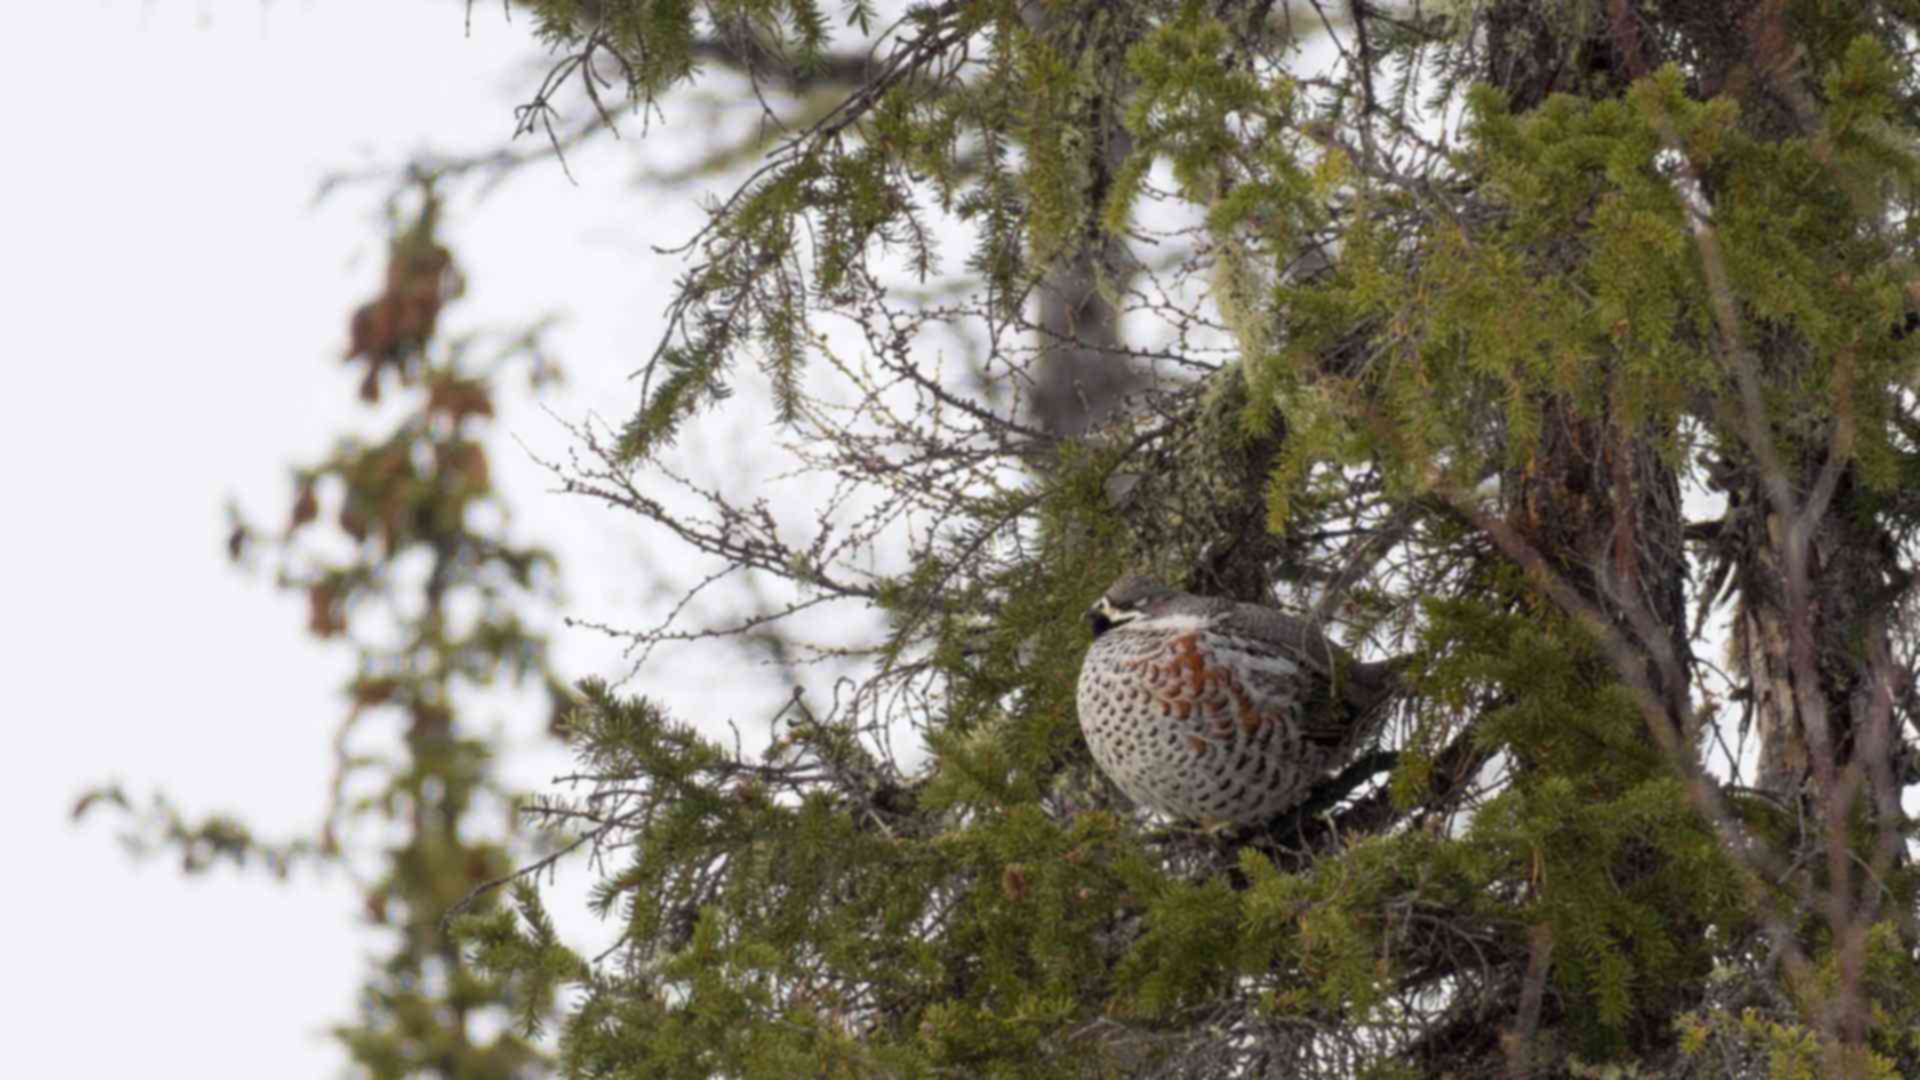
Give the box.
[1349,655,1411,709]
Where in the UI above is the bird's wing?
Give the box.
[1217,604,1343,678]
[1217,603,1395,714]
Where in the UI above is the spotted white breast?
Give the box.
[1076,612,1351,825]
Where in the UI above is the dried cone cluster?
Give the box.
[344,198,462,402]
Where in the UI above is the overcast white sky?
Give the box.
[2,2,763,1074]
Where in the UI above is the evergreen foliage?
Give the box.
[433,1,1920,1075]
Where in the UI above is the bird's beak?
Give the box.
[1086,598,1120,638]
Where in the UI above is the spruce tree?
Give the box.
[444,2,1920,1075]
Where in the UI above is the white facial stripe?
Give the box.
[1090,591,1128,626]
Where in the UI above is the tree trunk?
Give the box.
[1023,0,1145,438]
[1728,466,1908,802]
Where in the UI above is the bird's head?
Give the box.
[1086,575,1179,639]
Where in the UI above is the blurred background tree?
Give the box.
[80,178,573,1076]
